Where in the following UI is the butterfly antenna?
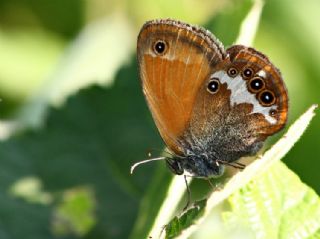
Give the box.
[130,156,166,174]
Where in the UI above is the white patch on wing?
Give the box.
[211,71,277,124]
[257,70,267,78]
[147,48,177,61]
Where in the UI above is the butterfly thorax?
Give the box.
[174,152,224,178]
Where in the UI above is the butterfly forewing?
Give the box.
[137,19,225,155]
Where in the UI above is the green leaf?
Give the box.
[52,187,96,237]
[0,0,83,38]
[0,60,166,238]
[17,15,134,128]
[165,200,206,239]
[205,0,254,46]
[224,161,320,239]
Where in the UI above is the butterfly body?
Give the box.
[137,19,288,178]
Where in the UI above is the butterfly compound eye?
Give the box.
[153,40,167,55]
[207,78,220,94]
[259,90,276,106]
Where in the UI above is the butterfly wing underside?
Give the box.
[137,19,225,154]
[187,45,288,161]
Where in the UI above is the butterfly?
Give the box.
[134,19,288,178]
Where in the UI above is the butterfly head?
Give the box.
[166,153,225,178]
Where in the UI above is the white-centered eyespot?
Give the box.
[152,40,168,55]
[227,67,238,77]
[258,90,276,106]
[242,67,254,79]
[207,78,220,94]
[248,77,265,93]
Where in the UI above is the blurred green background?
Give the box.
[0,0,319,238]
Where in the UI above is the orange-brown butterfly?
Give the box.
[133,19,288,178]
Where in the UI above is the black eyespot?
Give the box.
[270,109,276,116]
[259,90,276,106]
[243,68,253,78]
[153,40,167,55]
[227,67,238,77]
[207,78,220,94]
[249,77,265,92]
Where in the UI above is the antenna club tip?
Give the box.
[130,166,135,174]
[129,157,166,175]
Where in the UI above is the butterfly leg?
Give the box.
[183,175,191,211]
